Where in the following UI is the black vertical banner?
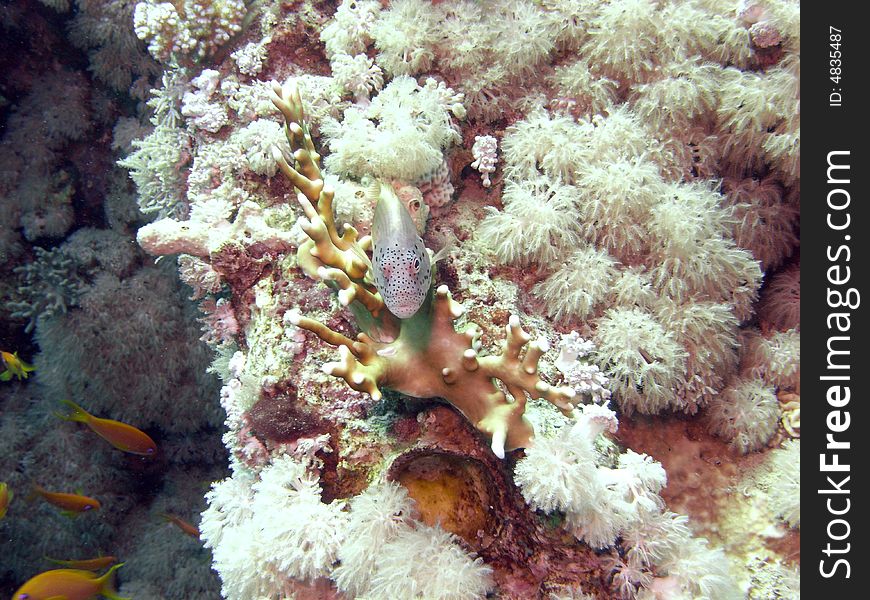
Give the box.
[803,4,866,595]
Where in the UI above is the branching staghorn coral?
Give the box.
[270,81,577,458]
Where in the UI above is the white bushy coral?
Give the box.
[645,181,762,321]
[576,157,664,264]
[740,327,800,392]
[133,0,247,63]
[203,468,492,599]
[627,511,742,600]
[533,246,619,322]
[371,0,440,76]
[582,0,663,82]
[593,307,687,415]
[330,53,384,102]
[629,58,719,135]
[515,404,667,550]
[477,177,580,266]
[548,58,618,117]
[118,124,191,218]
[500,108,594,184]
[252,457,347,582]
[514,405,741,600]
[231,118,291,177]
[322,76,464,182]
[753,439,800,528]
[656,300,740,413]
[201,457,347,599]
[708,378,780,453]
[333,481,493,599]
[320,0,381,59]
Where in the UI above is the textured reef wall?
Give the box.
[2,0,800,598]
[1,1,224,596]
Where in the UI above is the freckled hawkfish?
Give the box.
[370,182,433,319]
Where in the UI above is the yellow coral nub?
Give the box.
[522,339,549,374]
[434,285,464,321]
[490,429,507,460]
[462,349,480,372]
[323,345,383,400]
[505,315,532,360]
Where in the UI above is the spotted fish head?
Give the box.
[373,236,431,318]
[369,180,434,319]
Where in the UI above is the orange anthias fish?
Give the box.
[12,563,127,600]
[0,482,11,519]
[160,513,201,539]
[1,350,35,381]
[33,485,101,516]
[45,555,118,571]
[56,400,157,456]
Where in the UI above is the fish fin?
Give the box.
[45,596,68,600]
[26,484,45,503]
[0,370,11,381]
[98,562,130,600]
[60,510,80,519]
[55,399,91,423]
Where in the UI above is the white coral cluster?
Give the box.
[320,0,381,59]
[470,135,498,188]
[553,332,612,405]
[476,99,767,416]
[322,75,465,182]
[515,403,662,548]
[133,0,247,63]
[232,118,291,177]
[516,404,740,599]
[201,456,348,599]
[740,327,800,392]
[708,378,780,453]
[181,69,229,133]
[231,41,269,77]
[201,466,493,599]
[330,53,384,104]
[333,481,493,599]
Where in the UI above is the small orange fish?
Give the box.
[1,350,35,381]
[0,482,11,519]
[45,555,118,571]
[56,400,157,456]
[160,513,201,539]
[34,485,100,516]
[12,563,127,600]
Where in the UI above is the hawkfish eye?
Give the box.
[413,257,421,271]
